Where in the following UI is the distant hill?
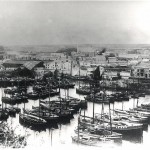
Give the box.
[4,44,150,55]
[4,44,77,53]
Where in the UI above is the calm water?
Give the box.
[1,83,150,150]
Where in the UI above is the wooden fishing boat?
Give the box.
[80,115,143,135]
[40,103,72,122]
[27,92,39,100]
[41,99,78,113]
[133,106,150,112]
[4,87,27,95]
[72,134,113,146]
[76,87,91,95]
[19,112,47,128]
[113,109,148,123]
[0,109,9,120]
[5,107,21,116]
[141,103,150,109]
[77,114,122,140]
[75,125,122,141]
[13,93,28,102]
[67,96,87,109]
[59,79,75,89]
[24,108,59,124]
[72,135,99,146]
[129,108,150,117]
[110,92,129,101]
[2,97,16,105]
[85,93,114,104]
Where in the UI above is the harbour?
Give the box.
[1,79,150,149]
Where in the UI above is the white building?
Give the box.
[133,62,150,78]
[44,60,72,74]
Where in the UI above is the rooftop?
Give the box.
[135,62,150,69]
[23,61,43,70]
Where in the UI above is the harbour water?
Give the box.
[1,83,150,150]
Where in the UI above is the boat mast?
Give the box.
[1,88,3,111]
[101,74,105,131]
[70,60,73,76]
[77,44,81,89]
[108,100,112,134]
[136,77,139,107]
[79,63,80,89]
[39,93,41,119]
[48,77,51,116]
[92,81,95,124]
[78,115,80,143]
[58,77,62,113]
[78,109,81,143]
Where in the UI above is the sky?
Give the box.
[1,1,150,45]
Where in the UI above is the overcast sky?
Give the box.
[0,1,150,45]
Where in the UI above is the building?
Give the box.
[23,61,45,77]
[2,60,25,71]
[108,57,117,66]
[94,55,107,65]
[118,54,139,60]
[2,60,45,76]
[44,60,72,74]
[133,62,150,78]
[0,47,5,60]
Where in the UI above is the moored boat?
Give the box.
[19,112,47,128]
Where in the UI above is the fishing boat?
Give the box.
[0,109,9,120]
[129,108,150,118]
[40,103,73,122]
[71,134,113,147]
[95,113,143,132]
[41,99,78,113]
[19,112,47,128]
[4,87,27,95]
[113,109,148,123]
[27,92,39,100]
[85,92,114,103]
[5,107,21,116]
[110,92,129,102]
[24,108,59,124]
[74,113,122,143]
[141,103,150,109]
[59,79,75,89]
[2,96,16,105]
[76,86,91,95]
[133,106,150,112]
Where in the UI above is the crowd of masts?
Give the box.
[1,67,150,147]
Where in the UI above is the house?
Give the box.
[2,60,25,71]
[23,61,45,77]
[16,54,36,61]
[108,57,117,66]
[133,62,150,78]
[44,60,72,74]
[95,55,107,65]
[118,54,139,60]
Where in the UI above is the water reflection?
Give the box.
[123,133,143,144]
